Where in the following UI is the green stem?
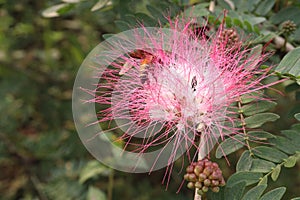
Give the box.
[237,100,254,156]
[282,35,288,52]
[259,152,300,184]
[107,169,114,200]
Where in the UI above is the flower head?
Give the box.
[90,17,272,176]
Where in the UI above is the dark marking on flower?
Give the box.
[191,76,197,92]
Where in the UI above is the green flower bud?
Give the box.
[199,173,207,181]
[195,181,202,188]
[204,179,211,186]
[187,182,195,189]
[281,20,297,35]
[211,186,220,193]
[186,165,194,173]
[202,186,209,193]
[194,165,203,176]
[188,173,197,182]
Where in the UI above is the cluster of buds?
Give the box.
[280,20,297,35]
[184,159,225,195]
[217,28,240,48]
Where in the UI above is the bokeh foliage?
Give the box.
[0,0,300,199]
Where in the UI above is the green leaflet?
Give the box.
[258,176,268,185]
[146,5,168,24]
[269,136,300,154]
[241,101,277,116]
[250,159,276,173]
[91,0,109,12]
[224,181,247,200]
[275,47,300,83]
[255,0,276,16]
[244,113,280,128]
[253,146,288,163]
[183,3,210,18]
[87,186,106,200]
[42,3,74,18]
[231,0,260,12]
[114,20,131,31]
[270,7,300,24]
[241,184,267,200]
[281,129,300,143]
[248,131,276,141]
[295,113,300,121]
[284,155,297,168]
[227,172,262,187]
[271,165,281,181]
[240,91,264,104]
[135,13,157,27]
[79,161,111,184]
[207,186,225,200]
[215,135,244,158]
[260,187,286,200]
[236,150,253,171]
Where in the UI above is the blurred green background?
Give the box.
[0,0,299,199]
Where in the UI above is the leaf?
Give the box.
[281,130,300,143]
[250,32,277,45]
[215,135,244,158]
[255,0,276,16]
[217,0,234,10]
[135,13,157,27]
[236,150,253,171]
[258,176,268,185]
[114,20,131,31]
[241,14,266,25]
[275,47,300,81]
[227,172,262,187]
[240,91,264,104]
[244,20,253,32]
[241,184,267,200]
[224,181,247,200]
[260,187,286,200]
[253,146,288,163]
[87,186,106,200]
[232,0,259,12]
[45,179,85,200]
[284,156,297,168]
[248,131,276,141]
[79,161,111,183]
[91,0,109,12]
[42,3,70,18]
[291,198,300,200]
[295,113,300,121]
[183,3,210,18]
[62,0,82,3]
[146,5,168,24]
[250,159,276,173]
[270,7,300,25]
[244,113,280,128]
[207,186,225,200]
[233,18,244,28]
[269,136,299,154]
[271,165,281,181]
[241,101,277,116]
[102,34,114,40]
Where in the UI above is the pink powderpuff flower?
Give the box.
[91,16,275,181]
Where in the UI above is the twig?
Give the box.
[209,0,215,13]
[107,169,114,200]
[30,175,49,200]
[237,99,254,156]
[194,146,204,200]
[273,36,295,52]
